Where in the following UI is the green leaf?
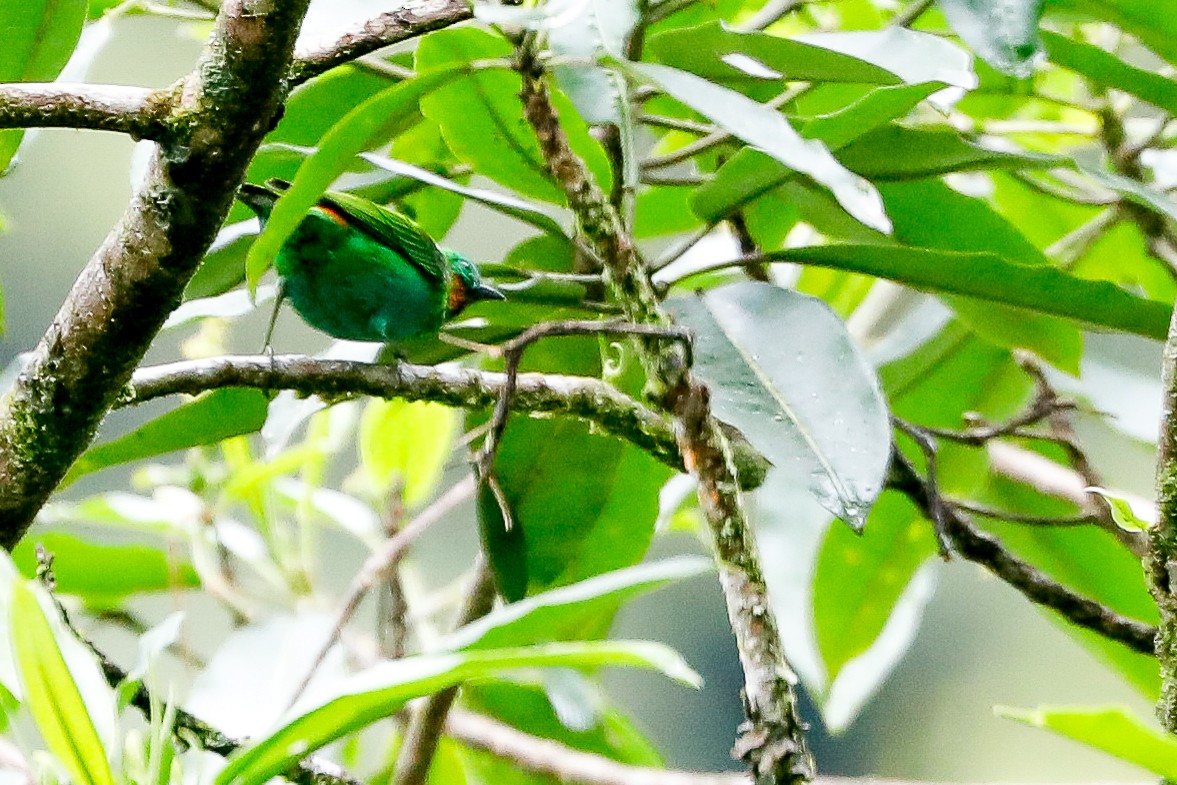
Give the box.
[998,705,1177,778]
[216,641,700,785]
[1085,487,1151,532]
[836,125,1063,180]
[0,0,87,172]
[668,283,891,528]
[1042,31,1177,115]
[689,83,947,223]
[750,245,1171,341]
[796,27,976,92]
[1048,0,1177,68]
[625,61,891,233]
[813,492,938,690]
[353,151,568,239]
[940,0,1045,77]
[799,82,945,150]
[463,681,662,767]
[12,533,199,604]
[646,21,902,92]
[11,579,116,785]
[245,67,465,293]
[357,398,457,508]
[62,389,270,487]
[477,339,664,600]
[416,28,612,203]
[878,179,1083,373]
[444,557,712,650]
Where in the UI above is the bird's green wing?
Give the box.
[319,189,448,284]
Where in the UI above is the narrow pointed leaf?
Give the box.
[216,641,699,785]
[753,245,1171,340]
[444,557,712,650]
[624,61,891,234]
[11,579,116,785]
[1042,31,1177,115]
[998,705,1177,779]
[62,389,270,486]
[669,283,891,528]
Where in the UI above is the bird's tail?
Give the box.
[236,178,292,221]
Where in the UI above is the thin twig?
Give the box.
[888,450,1156,655]
[284,477,477,711]
[392,558,497,785]
[475,320,693,484]
[288,0,473,86]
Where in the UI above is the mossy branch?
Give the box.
[0,0,313,549]
[124,354,770,490]
[514,42,814,785]
[0,83,171,138]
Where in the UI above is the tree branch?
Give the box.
[0,83,171,138]
[0,0,313,549]
[515,44,814,784]
[123,354,770,488]
[287,0,473,86]
[888,451,1156,655]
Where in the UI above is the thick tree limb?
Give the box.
[0,0,313,549]
[0,83,170,139]
[287,0,473,86]
[1152,299,1177,728]
[124,354,770,489]
[515,44,814,784]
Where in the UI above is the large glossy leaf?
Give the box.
[215,641,700,785]
[12,533,199,605]
[478,340,666,600]
[835,125,1063,180]
[416,28,611,203]
[813,492,938,691]
[646,21,901,92]
[0,0,88,171]
[1048,0,1177,68]
[443,557,712,650]
[62,389,270,486]
[625,61,891,233]
[878,179,1083,373]
[690,83,945,223]
[357,398,457,508]
[999,706,1177,778]
[797,27,976,96]
[940,0,1045,77]
[1042,31,1177,115]
[753,245,1171,340]
[245,67,465,292]
[11,579,116,785]
[669,283,891,528]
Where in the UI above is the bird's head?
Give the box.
[442,250,506,317]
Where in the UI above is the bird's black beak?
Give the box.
[471,283,506,302]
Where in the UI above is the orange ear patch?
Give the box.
[447,274,468,315]
[316,205,350,227]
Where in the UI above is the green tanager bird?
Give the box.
[238,178,505,344]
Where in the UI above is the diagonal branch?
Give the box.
[0,83,171,138]
[287,0,473,86]
[123,354,770,489]
[888,450,1156,655]
[514,42,814,785]
[0,0,314,550]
